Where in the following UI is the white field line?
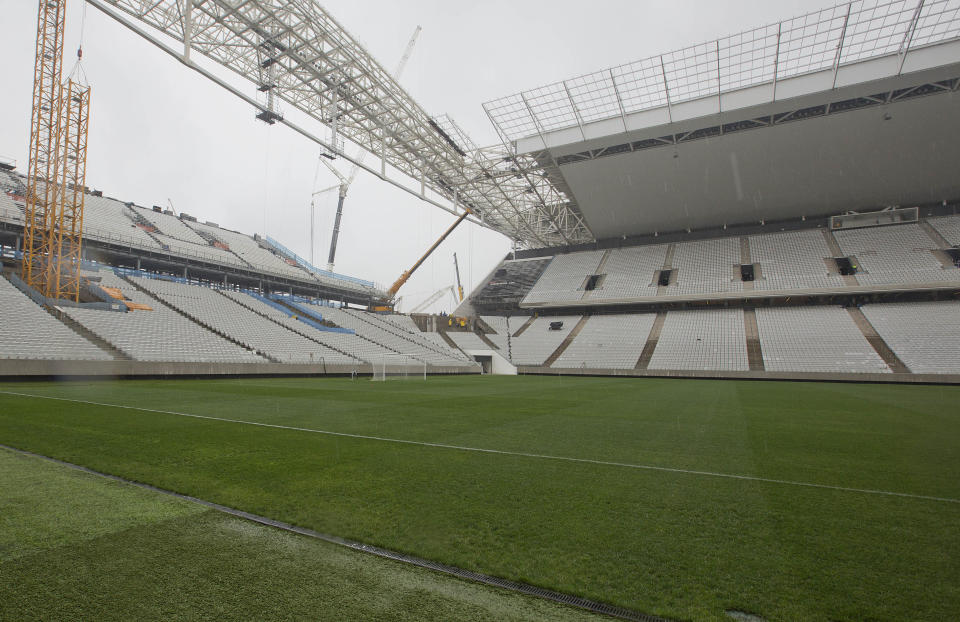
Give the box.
[1,389,958,505]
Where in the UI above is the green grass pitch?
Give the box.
[0,375,958,621]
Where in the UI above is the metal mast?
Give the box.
[453,252,464,302]
[58,68,91,301]
[22,1,90,302]
[318,25,422,272]
[22,0,67,297]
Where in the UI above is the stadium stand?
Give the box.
[0,191,22,224]
[471,258,551,307]
[447,331,500,352]
[929,215,960,246]
[0,168,380,303]
[318,307,468,366]
[185,221,311,280]
[478,315,512,352]
[670,238,743,296]
[131,206,209,245]
[833,224,959,285]
[0,275,112,361]
[219,291,375,365]
[487,220,960,310]
[65,271,265,363]
[750,229,846,291]
[0,168,25,196]
[347,308,472,363]
[755,306,890,373]
[647,309,748,371]
[551,313,657,369]
[130,276,350,364]
[522,251,603,304]
[508,315,582,366]
[281,301,407,363]
[82,194,163,249]
[151,231,249,268]
[588,246,667,300]
[377,313,422,332]
[861,301,960,374]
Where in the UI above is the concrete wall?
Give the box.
[521,366,960,385]
[0,359,479,379]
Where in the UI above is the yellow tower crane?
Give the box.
[22,0,91,302]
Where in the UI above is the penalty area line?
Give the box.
[1,389,958,505]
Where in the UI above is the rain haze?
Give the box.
[0,0,835,311]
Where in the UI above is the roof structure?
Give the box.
[90,0,592,248]
[91,1,960,248]
[483,0,960,243]
[485,1,960,144]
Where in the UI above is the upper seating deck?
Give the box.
[0,170,379,297]
[504,218,960,309]
[834,224,956,285]
[749,229,844,291]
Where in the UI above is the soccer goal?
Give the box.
[372,353,427,381]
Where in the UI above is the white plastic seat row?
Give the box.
[0,276,112,361]
[861,301,960,374]
[552,313,657,369]
[648,308,748,371]
[756,306,889,373]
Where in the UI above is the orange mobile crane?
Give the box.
[372,208,471,311]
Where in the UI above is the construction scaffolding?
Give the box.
[21,0,90,302]
[22,0,67,298]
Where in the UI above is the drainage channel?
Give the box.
[0,443,671,622]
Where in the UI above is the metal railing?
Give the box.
[484,0,960,142]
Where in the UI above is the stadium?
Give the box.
[1,1,958,621]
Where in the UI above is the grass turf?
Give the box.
[0,375,958,621]
[0,448,603,621]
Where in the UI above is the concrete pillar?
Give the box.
[136,257,141,270]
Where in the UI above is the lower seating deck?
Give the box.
[473,300,960,377]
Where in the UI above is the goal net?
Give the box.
[372,353,427,381]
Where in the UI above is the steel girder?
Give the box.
[93,0,593,247]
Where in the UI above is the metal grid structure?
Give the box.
[56,80,91,301]
[91,0,592,247]
[485,0,960,143]
[22,0,67,297]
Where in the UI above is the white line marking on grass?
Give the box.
[2,389,958,505]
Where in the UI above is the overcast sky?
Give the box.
[0,0,835,312]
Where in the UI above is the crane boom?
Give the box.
[323,24,421,271]
[386,208,470,299]
[409,285,455,314]
[345,25,421,187]
[452,252,464,302]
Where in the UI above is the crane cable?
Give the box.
[67,0,90,83]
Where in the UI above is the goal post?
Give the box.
[372,353,427,381]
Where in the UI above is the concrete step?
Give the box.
[122,275,278,363]
[822,229,860,286]
[635,311,667,369]
[846,306,910,373]
[544,315,589,367]
[743,308,765,371]
[512,314,537,337]
[50,307,131,361]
